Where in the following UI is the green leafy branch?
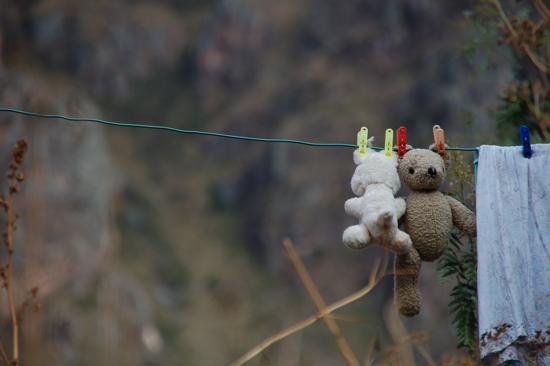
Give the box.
[438,146,478,355]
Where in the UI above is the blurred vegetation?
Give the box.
[463,0,550,144]
[438,145,478,355]
[439,0,550,358]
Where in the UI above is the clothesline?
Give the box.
[0,108,480,151]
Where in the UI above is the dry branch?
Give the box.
[282,238,360,366]
[230,245,389,366]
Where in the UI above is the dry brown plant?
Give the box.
[230,239,389,366]
[0,138,40,366]
[489,0,550,142]
[282,238,360,366]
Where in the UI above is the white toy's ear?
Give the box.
[353,150,366,165]
[353,137,375,165]
[367,136,375,147]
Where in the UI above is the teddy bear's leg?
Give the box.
[343,224,371,250]
[394,247,422,317]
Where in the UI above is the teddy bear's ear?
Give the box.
[393,144,413,151]
[393,145,413,164]
[443,152,451,169]
[428,143,451,169]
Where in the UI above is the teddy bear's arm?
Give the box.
[446,196,477,237]
[344,197,363,218]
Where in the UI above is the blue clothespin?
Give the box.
[520,125,532,159]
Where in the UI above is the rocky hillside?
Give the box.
[0,0,510,365]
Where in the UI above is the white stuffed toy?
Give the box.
[343,140,412,254]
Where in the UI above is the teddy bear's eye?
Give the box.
[408,167,415,174]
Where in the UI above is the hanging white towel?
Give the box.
[476,144,550,365]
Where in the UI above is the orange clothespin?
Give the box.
[433,125,446,157]
[397,127,407,159]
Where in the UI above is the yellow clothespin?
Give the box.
[385,128,394,157]
[357,127,369,157]
[433,125,446,157]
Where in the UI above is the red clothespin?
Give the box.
[397,127,407,159]
[433,125,446,157]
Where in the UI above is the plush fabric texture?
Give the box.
[343,146,412,254]
[476,144,550,365]
[395,147,476,317]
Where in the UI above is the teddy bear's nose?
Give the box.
[428,167,437,177]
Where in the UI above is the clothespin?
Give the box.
[433,125,446,157]
[385,129,394,157]
[357,127,369,157]
[397,127,407,159]
[520,125,532,158]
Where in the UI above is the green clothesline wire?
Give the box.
[0,108,478,151]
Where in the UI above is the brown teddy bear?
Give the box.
[395,145,476,317]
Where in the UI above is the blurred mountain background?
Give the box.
[0,0,511,365]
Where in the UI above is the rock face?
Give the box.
[0,71,161,366]
[0,71,117,294]
[195,0,271,106]
[31,0,186,95]
[0,0,511,364]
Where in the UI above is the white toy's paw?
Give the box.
[387,230,412,254]
[343,225,371,250]
[395,198,407,218]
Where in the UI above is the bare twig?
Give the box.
[0,342,10,366]
[16,287,39,324]
[383,300,416,366]
[414,344,436,366]
[282,238,360,366]
[534,0,550,18]
[327,313,368,323]
[492,0,549,73]
[5,192,18,364]
[409,330,436,366]
[230,249,389,366]
[0,139,29,366]
[259,352,273,366]
[363,326,379,366]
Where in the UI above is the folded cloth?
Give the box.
[476,144,550,365]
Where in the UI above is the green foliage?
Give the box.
[459,3,503,80]
[437,233,478,352]
[490,94,535,145]
[443,0,550,358]
[449,1,550,348]
[438,148,478,354]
